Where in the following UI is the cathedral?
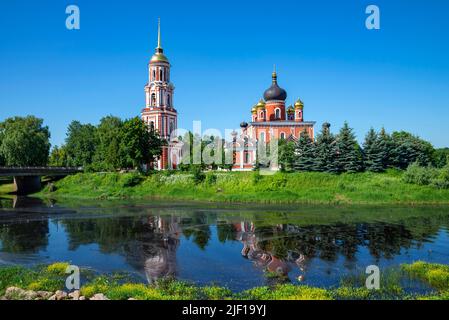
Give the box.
[141,20,180,170]
[141,21,316,171]
[230,69,316,170]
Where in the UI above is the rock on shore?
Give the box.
[1,287,110,301]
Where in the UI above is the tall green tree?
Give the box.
[335,122,363,173]
[0,133,4,166]
[390,131,434,169]
[94,116,124,170]
[278,139,296,172]
[377,127,393,170]
[434,148,449,168]
[0,116,50,166]
[363,128,384,172]
[65,121,98,167]
[120,117,162,169]
[49,145,68,167]
[294,131,317,171]
[315,122,338,173]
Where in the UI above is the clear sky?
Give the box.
[1,0,448,148]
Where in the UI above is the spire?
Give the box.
[272,64,277,83]
[157,18,162,49]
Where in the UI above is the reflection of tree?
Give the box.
[0,220,49,253]
[216,221,235,243]
[181,213,211,250]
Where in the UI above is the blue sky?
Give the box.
[1,0,448,148]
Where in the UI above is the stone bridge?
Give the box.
[0,167,83,195]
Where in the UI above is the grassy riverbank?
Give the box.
[0,262,448,300]
[34,170,449,205]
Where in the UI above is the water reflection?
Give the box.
[0,197,448,290]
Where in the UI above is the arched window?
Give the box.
[160,69,163,81]
[167,94,171,107]
[169,121,174,136]
[275,108,281,119]
[260,111,264,119]
[244,152,250,164]
[150,121,155,130]
[152,69,156,80]
[151,93,156,106]
[280,132,286,140]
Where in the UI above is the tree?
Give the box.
[335,122,363,173]
[377,127,393,170]
[49,145,68,167]
[390,131,435,169]
[363,128,384,172]
[315,122,338,173]
[94,116,124,170]
[434,148,449,168]
[65,121,98,167]
[0,116,50,166]
[0,133,4,166]
[294,131,317,171]
[278,139,296,172]
[120,117,162,169]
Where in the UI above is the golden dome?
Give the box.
[251,106,257,113]
[287,105,295,114]
[294,98,304,109]
[150,52,169,63]
[256,99,266,109]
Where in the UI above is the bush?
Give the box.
[403,163,439,186]
[190,165,205,184]
[205,172,217,185]
[121,173,143,188]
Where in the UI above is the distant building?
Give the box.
[230,69,316,170]
[141,20,181,170]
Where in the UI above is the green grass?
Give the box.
[402,261,449,291]
[1,262,449,300]
[34,170,449,205]
[0,263,70,296]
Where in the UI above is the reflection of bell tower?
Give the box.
[141,19,178,169]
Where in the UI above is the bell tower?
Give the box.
[141,19,179,169]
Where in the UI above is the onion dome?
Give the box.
[240,121,249,128]
[263,68,287,101]
[287,105,295,114]
[294,98,304,109]
[256,99,266,109]
[150,19,169,64]
[251,105,257,114]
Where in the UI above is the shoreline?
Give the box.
[0,262,448,300]
[2,170,449,206]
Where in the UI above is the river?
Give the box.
[0,196,448,292]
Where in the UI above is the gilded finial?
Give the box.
[272,64,277,83]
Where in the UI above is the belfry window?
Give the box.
[160,69,163,81]
[151,93,156,106]
[167,94,171,107]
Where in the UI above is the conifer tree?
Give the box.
[363,128,384,172]
[377,127,392,169]
[315,122,338,173]
[335,122,363,173]
[294,131,317,171]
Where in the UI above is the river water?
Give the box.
[0,197,448,291]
